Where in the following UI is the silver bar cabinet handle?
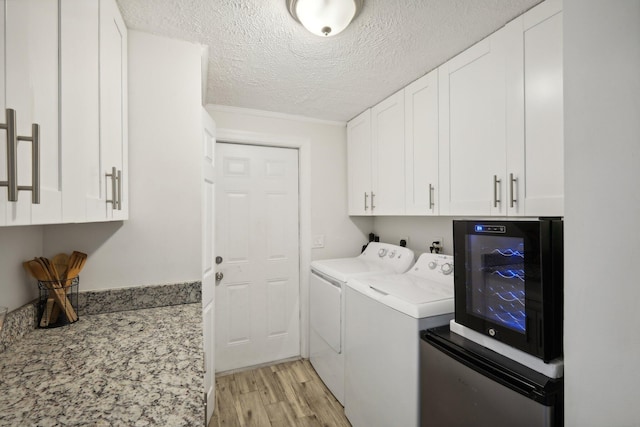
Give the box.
[1,110,41,204]
[30,123,40,204]
[364,192,369,211]
[371,192,376,211]
[428,184,434,210]
[0,109,18,201]
[106,166,117,208]
[16,123,41,204]
[509,173,517,208]
[116,169,122,210]
[493,175,501,208]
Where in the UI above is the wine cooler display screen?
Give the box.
[466,235,528,334]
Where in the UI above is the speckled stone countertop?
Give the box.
[0,304,204,426]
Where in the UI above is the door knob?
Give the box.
[215,271,224,282]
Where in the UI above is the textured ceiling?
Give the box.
[116,0,542,122]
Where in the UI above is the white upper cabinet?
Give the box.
[2,0,127,226]
[0,0,62,226]
[346,0,564,218]
[371,90,405,215]
[60,0,100,222]
[347,109,372,215]
[506,0,564,217]
[60,0,128,223]
[100,0,128,221]
[439,0,564,217]
[438,31,507,216]
[347,90,406,216]
[405,70,439,215]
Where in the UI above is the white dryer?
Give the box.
[344,253,455,427]
[309,242,415,405]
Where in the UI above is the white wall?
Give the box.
[205,106,372,260]
[0,227,43,311]
[373,216,454,256]
[43,31,204,291]
[564,1,640,425]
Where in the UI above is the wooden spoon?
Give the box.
[37,257,63,323]
[65,251,88,281]
[26,259,78,323]
[38,257,61,288]
[52,253,70,282]
[27,258,54,283]
[40,298,54,327]
[76,252,87,272]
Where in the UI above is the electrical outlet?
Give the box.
[400,236,409,246]
[429,237,444,252]
[429,236,443,245]
[312,235,325,249]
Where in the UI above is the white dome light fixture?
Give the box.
[287,0,363,37]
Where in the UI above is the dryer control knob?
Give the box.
[378,248,388,257]
[441,263,453,275]
[388,250,396,258]
[428,261,438,270]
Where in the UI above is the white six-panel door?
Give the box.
[215,142,300,372]
[201,109,216,424]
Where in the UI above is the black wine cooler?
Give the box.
[453,219,563,361]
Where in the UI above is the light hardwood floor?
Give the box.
[208,359,351,427]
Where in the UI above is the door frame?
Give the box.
[216,128,311,358]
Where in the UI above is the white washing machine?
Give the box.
[309,242,415,405]
[344,253,455,427]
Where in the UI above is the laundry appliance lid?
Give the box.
[311,258,395,283]
[346,253,454,319]
[366,274,453,304]
[311,242,415,283]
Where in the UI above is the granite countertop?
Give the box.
[0,304,204,426]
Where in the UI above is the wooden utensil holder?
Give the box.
[38,276,79,328]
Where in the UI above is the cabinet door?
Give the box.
[372,90,405,215]
[521,0,564,217]
[60,0,100,222]
[0,2,5,225]
[201,108,216,424]
[1,0,61,225]
[100,0,128,220]
[439,33,507,216]
[347,109,372,215]
[405,70,439,215]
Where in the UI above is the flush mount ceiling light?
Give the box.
[287,0,363,37]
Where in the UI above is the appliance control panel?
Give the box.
[474,224,506,233]
[410,253,454,281]
[360,242,415,273]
